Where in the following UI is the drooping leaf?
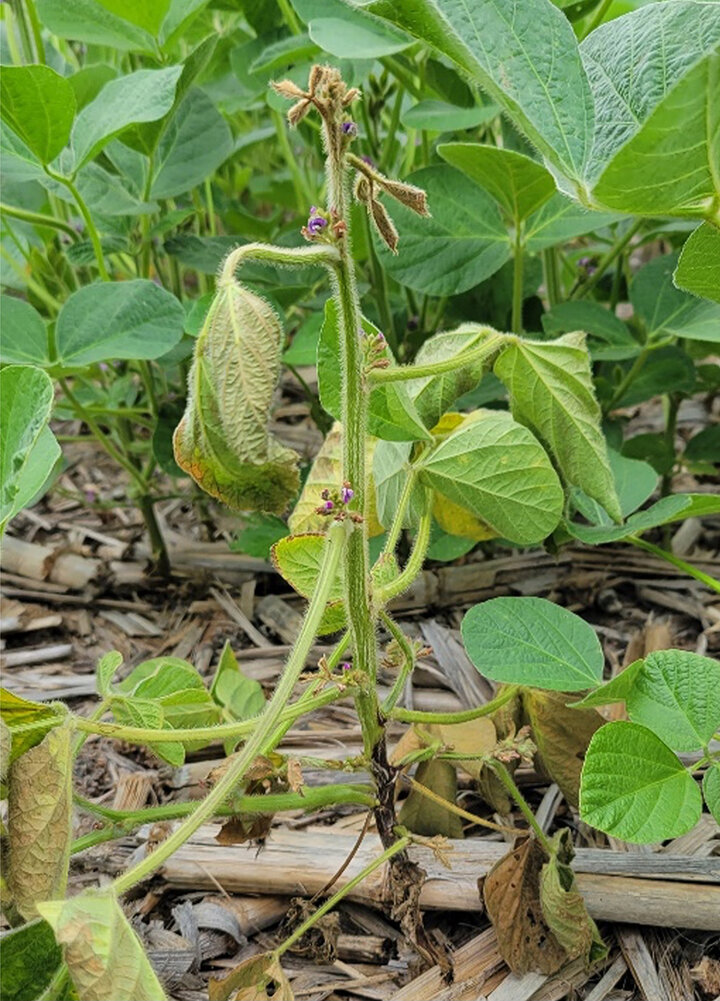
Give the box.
[0,66,76,164]
[55,280,184,366]
[583,4,720,216]
[674,223,720,304]
[174,279,300,514]
[0,296,50,366]
[71,66,183,169]
[36,0,158,51]
[522,690,602,806]
[364,0,594,186]
[631,253,720,344]
[209,951,293,1001]
[398,758,465,838]
[5,424,61,524]
[38,890,167,1001]
[417,410,564,545]
[0,366,55,534]
[372,439,426,533]
[7,726,73,919]
[495,332,621,520]
[150,88,233,198]
[439,143,555,222]
[0,919,64,1001]
[580,721,702,842]
[541,300,640,361]
[462,596,604,691]
[96,650,123,696]
[703,764,720,825]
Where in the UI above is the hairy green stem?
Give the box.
[542,246,561,307]
[220,242,339,286]
[112,520,348,895]
[369,330,506,383]
[604,346,653,412]
[490,760,552,851]
[0,201,78,239]
[511,226,524,333]
[46,170,110,280]
[274,835,411,958]
[389,684,519,723]
[377,491,432,605]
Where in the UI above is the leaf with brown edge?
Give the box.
[209,953,293,1001]
[483,835,568,975]
[173,279,299,514]
[7,725,72,919]
[37,890,167,1001]
[522,689,603,806]
[540,830,606,967]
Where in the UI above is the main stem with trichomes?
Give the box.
[112,518,349,895]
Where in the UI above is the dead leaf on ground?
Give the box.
[209,952,293,1001]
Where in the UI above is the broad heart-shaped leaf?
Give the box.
[95,0,171,35]
[174,281,299,514]
[438,143,555,222]
[36,0,158,51]
[363,0,594,186]
[631,253,720,344]
[0,66,76,164]
[8,726,73,919]
[703,764,720,825]
[150,88,233,199]
[675,223,720,304]
[0,366,54,534]
[580,721,702,843]
[372,165,510,297]
[622,650,720,753]
[523,191,621,252]
[0,919,64,1001]
[55,280,185,366]
[38,890,167,1001]
[495,332,621,521]
[318,300,431,441]
[272,533,345,607]
[463,596,604,691]
[71,65,182,169]
[541,300,640,362]
[418,410,564,545]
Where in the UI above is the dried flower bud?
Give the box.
[308,64,325,93]
[272,79,306,100]
[287,98,312,127]
[342,87,361,106]
[378,177,430,216]
[370,197,398,253]
[354,174,371,203]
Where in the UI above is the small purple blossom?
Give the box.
[323,499,334,512]
[341,484,354,505]
[342,121,358,136]
[361,154,375,167]
[307,212,328,236]
[341,661,352,672]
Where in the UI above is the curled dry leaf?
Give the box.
[7,725,72,919]
[279,897,340,961]
[174,278,299,514]
[398,758,464,839]
[37,890,167,1001]
[483,830,605,975]
[209,952,293,1001]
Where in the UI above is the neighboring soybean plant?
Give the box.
[2,0,720,997]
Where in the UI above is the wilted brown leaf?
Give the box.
[209,952,293,1001]
[8,725,72,919]
[398,759,464,838]
[216,813,273,845]
[522,689,602,806]
[540,830,606,966]
[38,890,167,1000]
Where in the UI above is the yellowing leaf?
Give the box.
[272,533,344,604]
[433,493,497,542]
[174,279,299,513]
[209,952,293,1001]
[539,830,606,967]
[427,717,497,780]
[38,890,167,1001]
[398,759,464,838]
[8,726,72,919]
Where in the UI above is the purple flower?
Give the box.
[341,484,354,504]
[342,121,358,136]
[323,499,334,512]
[341,661,352,672]
[307,213,328,236]
[361,154,375,167]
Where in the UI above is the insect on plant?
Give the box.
[1,0,720,998]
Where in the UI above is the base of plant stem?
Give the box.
[137,494,170,577]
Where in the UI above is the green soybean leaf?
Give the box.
[462,596,604,691]
[0,919,64,1001]
[96,650,123,696]
[632,253,720,344]
[402,100,500,132]
[405,326,494,428]
[71,66,183,169]
[0,296,50,366]
[0,66,76,164]
[309,14,411,57]
[174,281,300,513]
[38,890,167,1001]
[580,721,702,843]
[0,690,59,762]
[674,223,720,304]
[8,726,73,919]
[439,143,555,222]
[523,192,620,252]
[565,493,694,545]
[250,32,320,74]
[68,63,118,110]
[210,642,265,732]
[572,659,644,710]
[8,425,62,521]
[623,650,720,753]
[364,0,594,185]
[55,280,184,366]
[418,411,564,544]
[271,534,344,604]
[703,764,720,825]
[230,512,289,559]
[611,347,697,408]
[685,426,720,464]
[0,366,55,534]
[495,332,621,521]
[583,4,720,216]
[372,165,510,297]
[373,440,426,532]
[96,0,171,35]
[36,0,158,51]
[541,300,640,361]
[150,89,233,198]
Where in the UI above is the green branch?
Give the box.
[368,330,507,383]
